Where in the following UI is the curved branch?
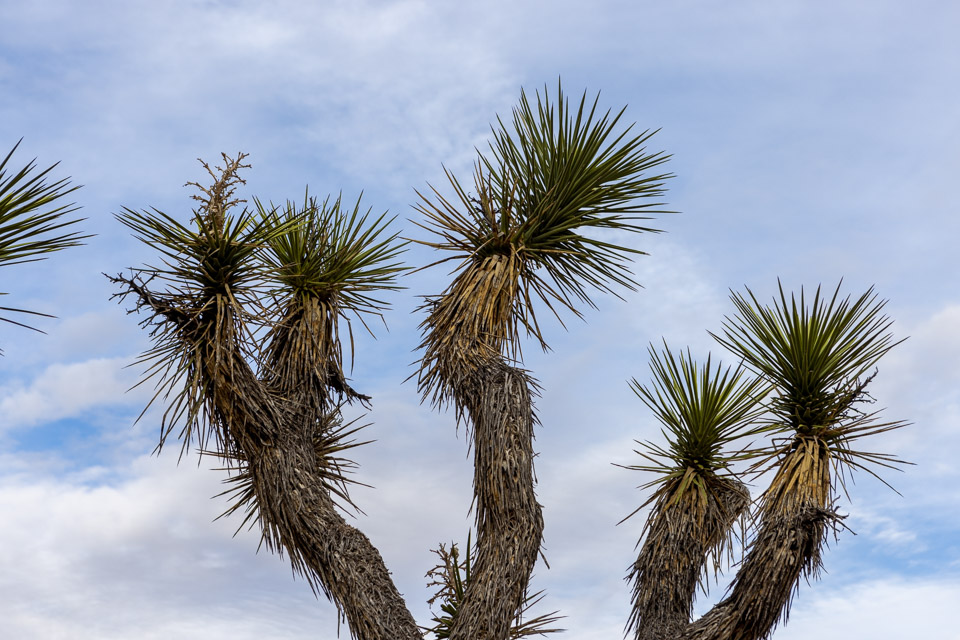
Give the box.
[418,255,544,640]
[628,477,749,640]
[113,273,422,640]
[681,440,835,640]
[451,360,544,640]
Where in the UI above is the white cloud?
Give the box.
[2,0,520,204]
[864,302,960,503]
[0,453,333,639]
[0,356,146,431]
[0,308,148,370]
[777,578,960,640]
[880,303,960,404]
[849,506,920,548]
[549,576,960,640]
[0,338,952,639]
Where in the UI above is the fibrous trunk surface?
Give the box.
[239,435,423,640]
[450,361,544,640]
[628,477,750,640]
[681,439,834,640]
[419,255,545,640]
[122,281,422,640]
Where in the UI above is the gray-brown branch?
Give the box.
[417,255,546,640]
[236,423,422,640]
[628,478,749,640]
[450,361,545,640]
[116,275,422,640]
[680,443,836,640]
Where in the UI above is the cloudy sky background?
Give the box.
[1,1,958,638]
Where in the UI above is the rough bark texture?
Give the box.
[418,254,545,640]
[221,345,422,640]
[450,362,544,640]
[240,437,423,640]
[118,279,423,640]
[628,478,750,640]
[680,440,834,640]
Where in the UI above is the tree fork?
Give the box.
[205,340,425,640]
[241,439,424,640]
[116,278,423,640]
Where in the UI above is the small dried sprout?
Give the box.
[424,536,564,639]
[186,152,251,229]
[424,541,468,638]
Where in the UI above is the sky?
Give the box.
[1,1,958,638]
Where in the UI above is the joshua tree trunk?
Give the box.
[680,439,834,640]
[113,278,423,640]
[627,477,750,640]
[624,438,837,640]
[450,361,544,640]
[418,255,545,640]
[413,84,672,638]
[239,436,423,639]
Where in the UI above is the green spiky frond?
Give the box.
[483,85,670,314]
[260,192,405,313]
[0,139,88,336]
[114,154,289,453]
[117,202,275,311]
[0,140,85,267]
[713,282,908,490]
[116,155,275,307]
[114,156,407,452]
[415,83,672,356]
[624,342,769,511]
[257,192,406,402]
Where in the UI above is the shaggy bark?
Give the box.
[240,436,423,640]
[115,277,423,640]
[628,478,750,640]
[450,362,544,640]
[418,254,546,640]
[680,441,834,640]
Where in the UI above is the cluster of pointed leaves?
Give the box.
[632,282,906,503]
[626,342,770,509]
[256,192,405,405]
[0,140,87,339]
[424,533,563,639]
[714,282,909,490]
[622,343,767,596]
[625,281,908,631]
[414,82,673,353]
[114,154,405,462]
[258,191,405,318]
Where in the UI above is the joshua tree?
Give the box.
[413,84,671,639]
[110,158,421,639]
[0,140,86,350]
[111,83,671,640]
[624,283,906,640]
[111,85,906,640]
